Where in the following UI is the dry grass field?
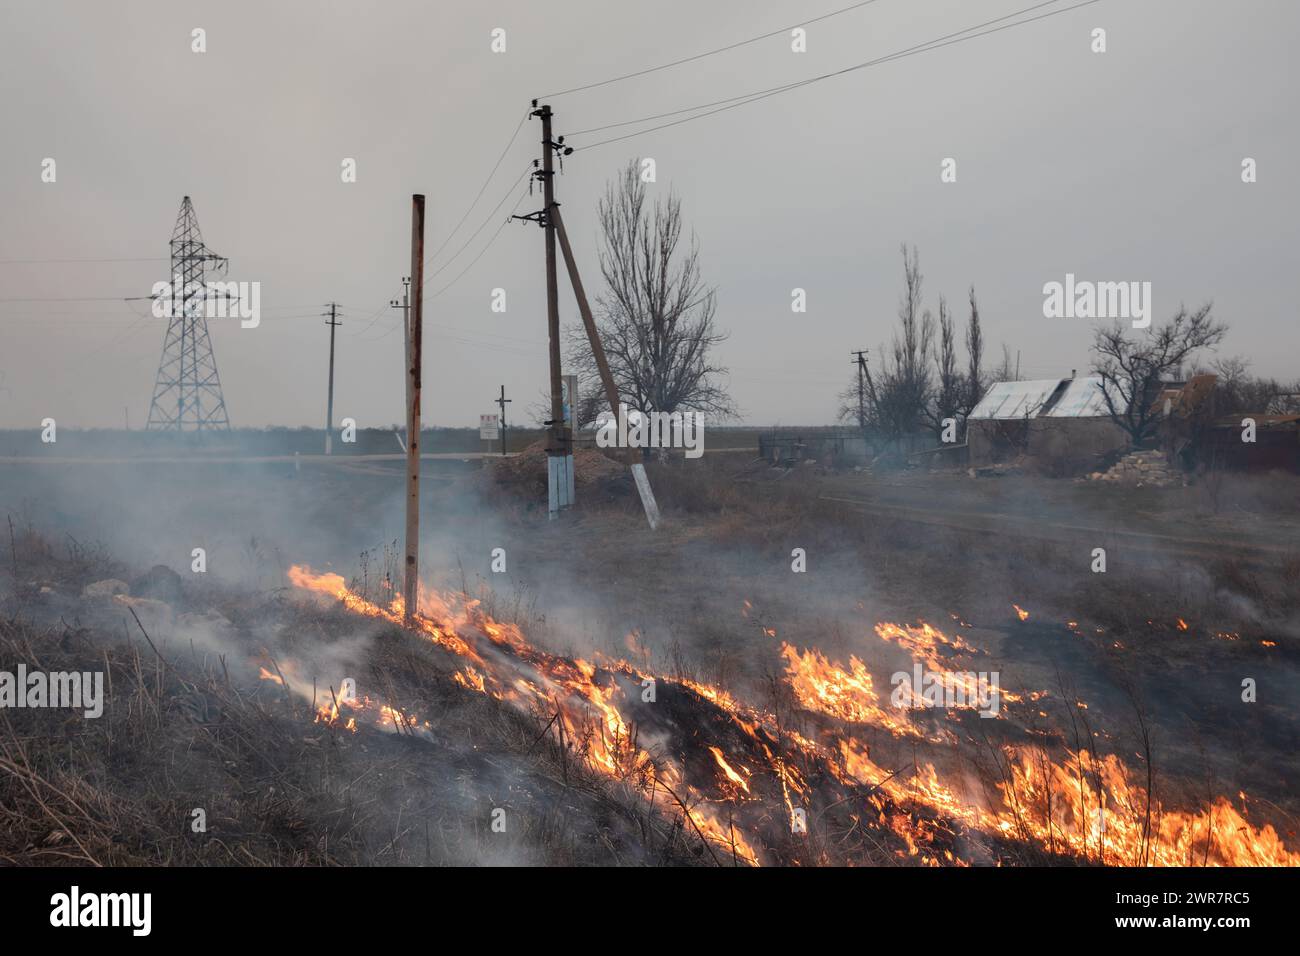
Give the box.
[2,451,1297,866]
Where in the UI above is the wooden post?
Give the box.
[404,195,425,622]
[324,302,341,454]
[551,204,660,529]
[401,277,411,447]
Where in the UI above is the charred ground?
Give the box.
[1,451,1297,866]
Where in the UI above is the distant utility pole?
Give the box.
[324,302,342,454]
[851,349,869,431]
[390,276,411,443]
[495,385,511,456]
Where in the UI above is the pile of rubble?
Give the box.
[484,440,627,500]
[1086,449,1184,487]
[968,458,1026,479]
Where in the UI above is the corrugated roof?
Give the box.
[968,379,1062,420]
[1043,376,1112,418]
[970,376,1121,420]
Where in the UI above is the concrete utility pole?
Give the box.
[538,103,572,517]
[404,197,425,623]
[324,303,342,454]
[851,349,869,431]
[495,385,511,456]
[513,103,658,527]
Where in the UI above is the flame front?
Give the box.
[287,565,759,865]
[283,565,1297,868]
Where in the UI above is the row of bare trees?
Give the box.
[1193,356,1300,417]
[840,245,1269,452]
[840,244,1000,441]
[538,160,1288,457]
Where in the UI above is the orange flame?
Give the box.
[283,565,1298,868]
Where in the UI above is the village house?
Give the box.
[966,373,1129,474]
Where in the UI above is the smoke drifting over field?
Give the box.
[3,440,1296,867]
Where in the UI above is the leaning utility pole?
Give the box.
[324,303,342,454]
[551,204,661,530]
[404,197,425,623]
[851,349,869,431]
[495,385,511,456]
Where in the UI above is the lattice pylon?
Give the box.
[146,196,232,430]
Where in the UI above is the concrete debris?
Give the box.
[113,594,174,633]
[1085,449,1185,487]
[968,457,1026,478]
[82,578,130,598]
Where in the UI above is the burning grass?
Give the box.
[278,565,1299,867]
[0,534,708,866]
[3,487,1297,867]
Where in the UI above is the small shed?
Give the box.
[1201,414,1300,472]
[967,375,1128,473]
[758,430,869,466]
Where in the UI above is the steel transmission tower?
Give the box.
[146,196,232,430]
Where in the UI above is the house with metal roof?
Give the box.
[967,374,1129,473]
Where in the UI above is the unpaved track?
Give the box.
[818,493,1295,567]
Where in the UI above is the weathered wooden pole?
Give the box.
[404,195,425,621]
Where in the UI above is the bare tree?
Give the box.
[1091,304,1227,445]
[1196,356,1300,416]
[928,295,963,434]
[565,161,735,424]
[990,343,1017,383]
[840,247,993,442]
[964,285,984,415]
[857,244,935,439]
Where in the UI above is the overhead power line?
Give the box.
[425,164,533,285]
[424,109,531,269]
[568,0,1101,151]
[537,0,887,99]
[0,295,145,303]
[351,112,532,340]
[428,183,531,299]
[0,257,169,265]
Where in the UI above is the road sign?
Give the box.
[479,414,499,440]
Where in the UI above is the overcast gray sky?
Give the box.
[1,0,1295,429]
